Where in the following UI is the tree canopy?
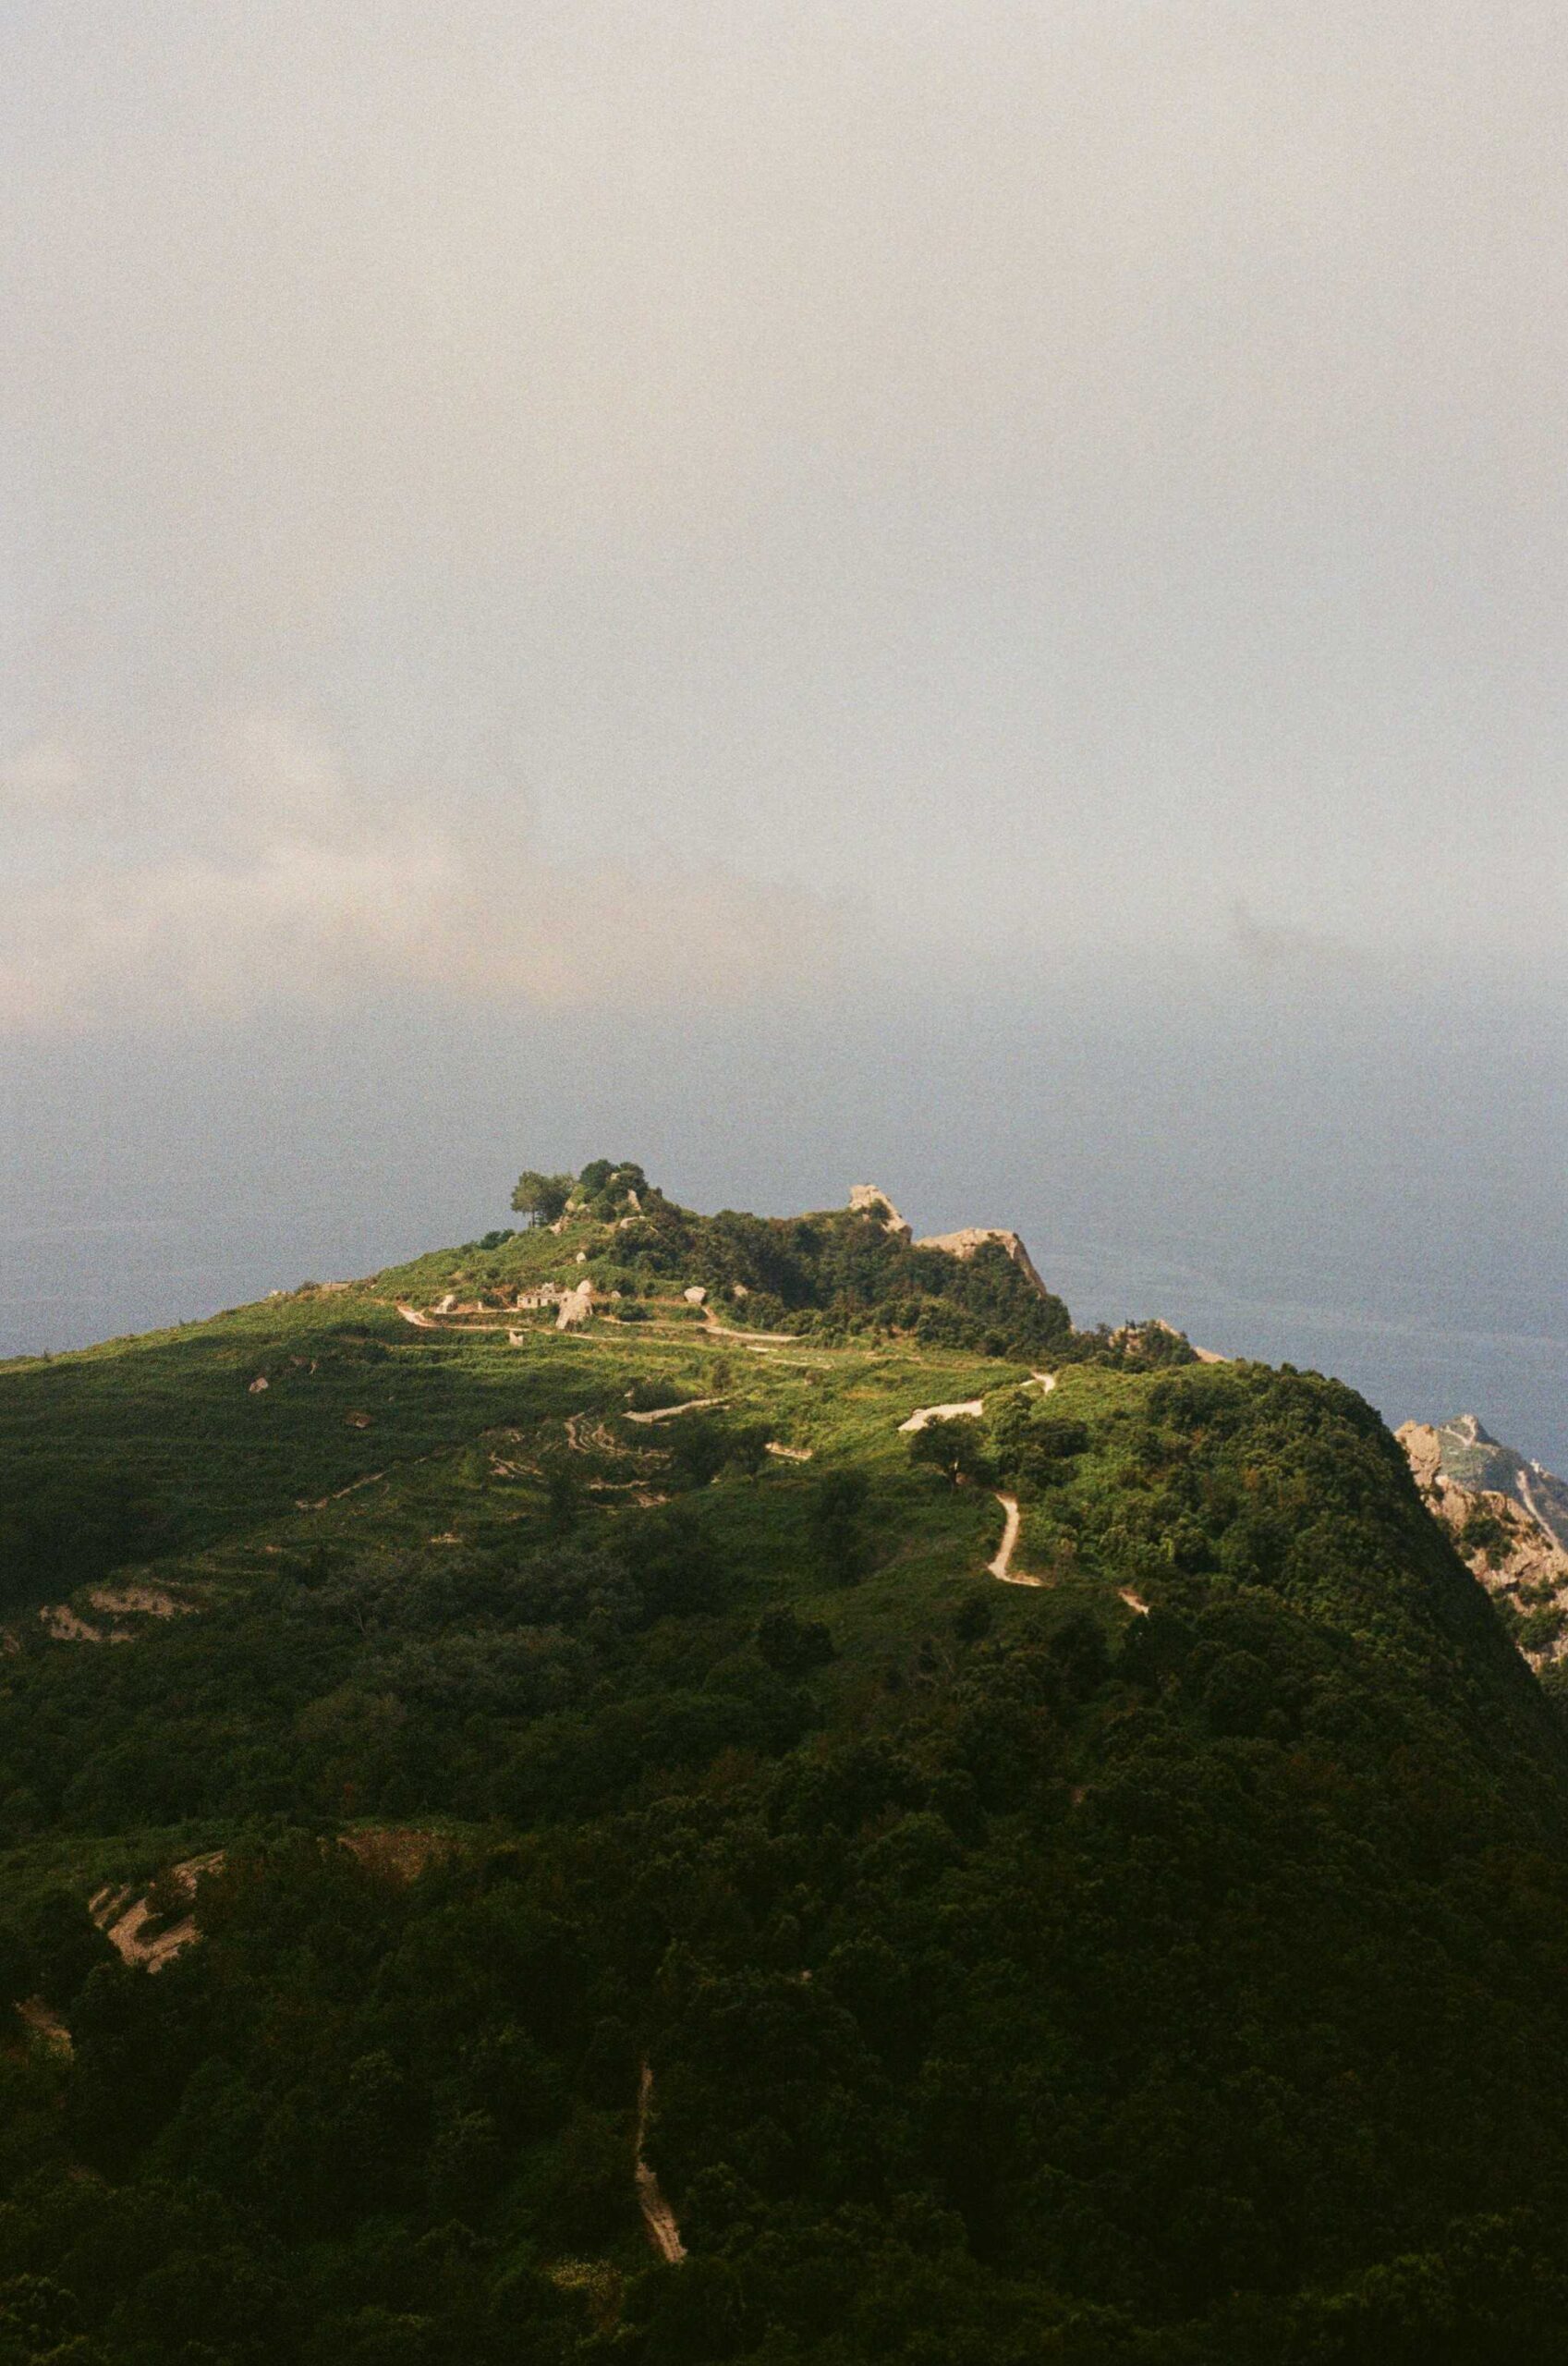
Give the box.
[510,1168,574,1225]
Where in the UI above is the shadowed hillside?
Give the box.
[2,1164,1567,2365]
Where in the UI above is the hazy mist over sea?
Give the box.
[1,6,1562,1462]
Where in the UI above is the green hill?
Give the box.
[1,1164,1567,2365]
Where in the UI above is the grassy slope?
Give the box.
[5,1205,1567,2362]
[0,1201,1036,1877]
[0,1241,1544,1890]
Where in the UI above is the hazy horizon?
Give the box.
[4,956,1562,1469]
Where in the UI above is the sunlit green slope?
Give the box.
[0,1165,1564,2365]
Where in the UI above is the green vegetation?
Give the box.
[2,1164,1567,2362]
[512,1171,575,1226]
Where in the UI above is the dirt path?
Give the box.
[699,1309,799,1346]
[635,2062,687,2263]
[987,1493,1043,1587]
[898,1398,985,1435]
[625,1396,728,1426]
[296,1470,385,1512]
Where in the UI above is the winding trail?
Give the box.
[635,2063,687,2264]
[987,1493,1043,1587]
[898,1399,984,1435]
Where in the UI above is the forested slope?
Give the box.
[2,1171,1566,2364]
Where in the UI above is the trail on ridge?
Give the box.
[635,2063,687,2264]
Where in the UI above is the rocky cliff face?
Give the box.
[1400,1415,1568,1667]
[847,1185,912,1241]
[1413,1412,1568,1550]
[914,1226,1052,1302]
[846,1189,1052,1300]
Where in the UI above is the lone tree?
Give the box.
[511,1169,574,1226]
[907,1414,992,1490]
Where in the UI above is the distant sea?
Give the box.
[2,969,1561,1474]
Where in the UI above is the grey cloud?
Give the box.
[0,2,1563,999]
[1226,899,1365,984]
[0,713,839,1030]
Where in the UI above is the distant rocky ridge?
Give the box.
[849,1186,1054,1304]
[1400,1413,1568,1667]
[1411,1413,1568,1551]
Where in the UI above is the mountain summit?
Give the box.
[2,1160,1568,2363]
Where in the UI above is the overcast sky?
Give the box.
[1,4,1563,1451]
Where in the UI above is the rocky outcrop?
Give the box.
[848,1185,912,1242]
[1399,1418,1568,1667]
[555,1281,595,1330]
[1414,1413,1568,1552]
[915,1226,1051,1301]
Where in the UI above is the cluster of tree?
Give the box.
[7,1362,1568,2359]
[906,1397,1089,1495]
[512,1163,654,1228]
[501,1163,1207,1374]
[597,1201,1076,1363]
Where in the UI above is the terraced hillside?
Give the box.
[2,1167,1568,2366]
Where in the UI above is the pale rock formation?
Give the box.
[915,1226,1051,1300]
[555,1281,595,1330]
[88,1585,188,1619]
[848,1185,912,1241]
[40,1604,118,1643]
[91,1852,225,1972]
[1399,1419,1568,1667]
[683,1285,707,1305]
